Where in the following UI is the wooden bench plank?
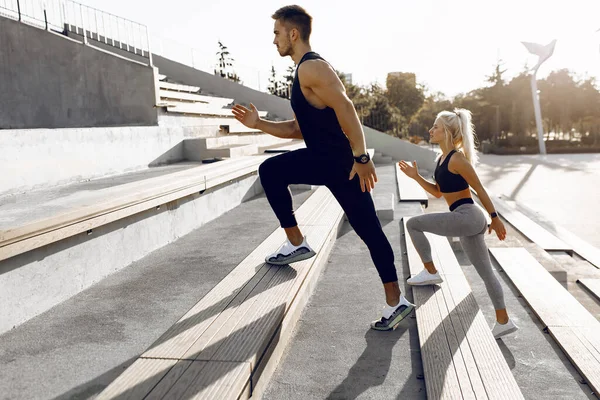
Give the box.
[184,193,339,362]
[481,194,571,252]
[0,153,283,262]
[490,247,600,396]
[166,103,268,118]
[431,232,522,399]
[549,327,600,396]
[140,188,332,360]
[159,81,201,93]
[149,360,250,400]
[403,219,524,399]
[503,201,600,269]
[395,162,428,206]
[95,358,180,400]
[98,187,343,399]
[489,248,597,328]
[403,218,474,399]
[578,278,600,302]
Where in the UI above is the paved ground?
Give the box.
[476,153,600,248]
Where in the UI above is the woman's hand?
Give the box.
[488,217,507,241]
[398,160,419,180]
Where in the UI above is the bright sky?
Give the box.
[80,0,600,98]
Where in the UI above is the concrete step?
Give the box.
[373,152,393,164]
[203,143,259,159]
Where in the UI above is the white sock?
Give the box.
[399,295,412,307]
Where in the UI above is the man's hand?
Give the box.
[232,103,260,129]
[349,160,378,192]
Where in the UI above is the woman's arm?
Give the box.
[398,160,442,198]
[450,154,507,240]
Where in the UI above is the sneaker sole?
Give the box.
[407,278,443,286]
[371,304,415,331]
[494,326,519,339]
[265,250,317,266]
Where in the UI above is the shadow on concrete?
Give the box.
[54,305,286,399]
[326,326,410,400]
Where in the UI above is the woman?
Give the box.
[399,109,518,339]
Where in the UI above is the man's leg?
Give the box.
[328,177,414,330]
[259,149,329,264]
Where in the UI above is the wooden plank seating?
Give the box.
[0,142,305,262]
[96,186,345,399]
[578,279,600,302]
[166,103,268,118]
[471,190,571,253]
[402,217,523,399]
[506,201,600,269]
[395,162,428,206]
[159,81,201,93]
[490,248,600,396]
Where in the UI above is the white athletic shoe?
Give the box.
[265,236,316,266]
[407,269,444,286]
[492,318,519,339]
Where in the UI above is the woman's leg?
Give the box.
[459,233,507,320]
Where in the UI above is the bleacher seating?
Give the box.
[0,142,304,263]
[490,248,600,396]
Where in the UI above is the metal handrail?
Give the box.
[0,0,151,64]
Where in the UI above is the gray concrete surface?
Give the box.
[0,171,264,335]
[0,189,312,400]
[0,124,219,198]
[364,127,437,172]
[0,16,157,129]
[264,163,597,399]
[477,153,600,249]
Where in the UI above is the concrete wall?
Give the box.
[153,55,294,121]
[0,16,157,129]
[364,126,438,172]
[0,174,264,334]
[0,124,220,199]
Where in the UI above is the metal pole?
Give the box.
[44,8,48,30]
[79,5,87,44]
[146,27,153,67]
[530,69,546,154]
[17,0,21,21]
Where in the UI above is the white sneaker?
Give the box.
[492,318,519,339]
[407,269,443,286]
[265,236,316,266]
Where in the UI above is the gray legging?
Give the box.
[406,203,506,310]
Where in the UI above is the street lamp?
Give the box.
[521,39,557,155]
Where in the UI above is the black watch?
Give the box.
[490,212,498,219]
[353,153,371,164]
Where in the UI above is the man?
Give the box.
[231,5,414,330]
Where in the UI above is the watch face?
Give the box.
[361,155,369,163]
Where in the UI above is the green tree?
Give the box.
[385,72,425,120]
[215,41,241,83]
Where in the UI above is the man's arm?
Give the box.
[231,104,303,139]
[298,61,366,156]
[256,118,303,139]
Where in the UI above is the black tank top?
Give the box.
[291,52,353,162]
[434,150,469,193]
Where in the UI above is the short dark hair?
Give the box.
[272,5,312,42]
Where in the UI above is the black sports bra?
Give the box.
[434,150,469,193]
